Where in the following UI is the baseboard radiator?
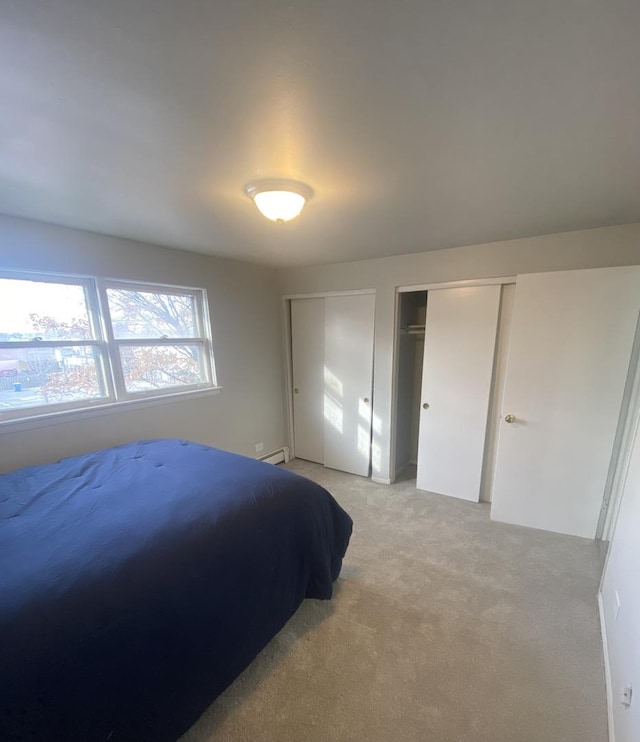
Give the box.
[258,447,290,466]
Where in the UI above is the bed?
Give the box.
[0,439,352,741]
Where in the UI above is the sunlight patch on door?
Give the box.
[372,413,382,435]
[371,441,382,473]
[324,392,344,433]
[323,366,343,398]
[358,397,371,424]
[358,424,371,459]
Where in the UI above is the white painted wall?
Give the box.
[600,397,640,742]
[0,215,287,472]
[278,224,640,481]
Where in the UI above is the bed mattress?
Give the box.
[0,439,352,741]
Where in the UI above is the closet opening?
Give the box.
[393,291,427,484]
[392,279,515,504]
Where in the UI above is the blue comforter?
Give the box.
[0,439,352,741]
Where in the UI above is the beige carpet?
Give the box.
[181,461,608,742]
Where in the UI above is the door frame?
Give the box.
[390,276,516,484]
[282,289,376,462]
[597,308,640,540]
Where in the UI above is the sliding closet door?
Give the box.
[491,266,640,538]
[291,298,325,464]
[324,294,375,476]
[416,285,500,501]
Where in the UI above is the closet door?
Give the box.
[416,285,500,501]
[291,298,325,464]
[491,267,640,538]
[324,294,375,476]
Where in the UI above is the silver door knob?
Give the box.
[422,402,429,410]
[294,388,299,394]
[363,397,370,404]
[504,414,516,423]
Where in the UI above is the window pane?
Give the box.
[119,344,206,393]
[107,289,198,339]
[0,346,106,413]
[0,279,93,341]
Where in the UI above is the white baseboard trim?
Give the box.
[598,591,615,742]
[258,447,290,465]
[372,476,392,485]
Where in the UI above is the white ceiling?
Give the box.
[2,0,639,267]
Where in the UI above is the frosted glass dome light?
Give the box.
[254,190,306,222]
[244,179,314,222]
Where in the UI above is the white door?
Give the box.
[491,266,640,538]
[416,285,501,501]
[324,294,375,476]
[291,298,325,464]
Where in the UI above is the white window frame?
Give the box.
[0,270,218,425]
[99,278,216,401]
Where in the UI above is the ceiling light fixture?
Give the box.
[244,178,314,222]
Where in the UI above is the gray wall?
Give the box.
[0,215,287,472]
[2,217,639,480]
[279,224,640,481]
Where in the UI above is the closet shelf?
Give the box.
[404,324,425,336]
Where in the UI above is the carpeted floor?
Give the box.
[181,461,608,742]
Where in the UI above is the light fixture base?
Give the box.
[244,178,314,222]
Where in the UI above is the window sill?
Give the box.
[0,386,222,436]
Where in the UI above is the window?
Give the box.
[0,271,216,423]
[104,284,213,395]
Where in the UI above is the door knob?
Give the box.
[363,397,370,404]
[294,388,299,394]
[422,402,429,410]
[504,414,516,423]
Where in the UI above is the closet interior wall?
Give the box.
[394,292,426,477]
